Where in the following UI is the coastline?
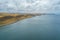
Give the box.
[0,13,41,26]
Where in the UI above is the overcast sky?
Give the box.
[0,0,60,13]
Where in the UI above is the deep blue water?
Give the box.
[0,15,60,40]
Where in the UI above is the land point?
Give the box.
[0,13,41,26]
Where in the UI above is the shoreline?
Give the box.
[0,13,41,26]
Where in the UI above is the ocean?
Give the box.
[0,15,60,40]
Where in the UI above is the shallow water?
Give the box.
[0,15,60,40]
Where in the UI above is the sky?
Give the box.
[0,0,60,13]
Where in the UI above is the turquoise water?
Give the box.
[0,15,60,40]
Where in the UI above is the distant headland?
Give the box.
[0,12,42,26]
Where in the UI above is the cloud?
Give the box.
[0,0,60,13]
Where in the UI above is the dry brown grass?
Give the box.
[0,13,33,26]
